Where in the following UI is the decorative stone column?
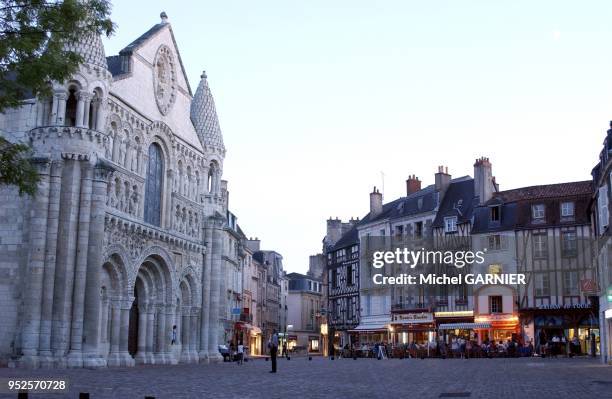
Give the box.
[51,155,82,364]
[67,162,93,368]
[107,299,121,366]
[118,296,135,367]
[82,94,92,128]
[38,159,62,368]
[190,307,199,362]
[145,305,155,364]
[155,303,167,364]
[95,97,106,131]
[135,302,148,364]
[207,218,225,362]
[56,92,67,125]
[20,158,51,368]
[199,230,212,362]
[166,304,177,364]
[82,160,113,368]
[180,306,191,363]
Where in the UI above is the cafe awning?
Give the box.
[349,323,388,332]
[438,322,491,330]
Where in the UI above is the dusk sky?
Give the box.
[103,1,612,274]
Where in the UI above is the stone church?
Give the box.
[0,13,232,368]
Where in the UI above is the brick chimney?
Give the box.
[370,186,383,217]
[474,157,495,205]
[434,166,451,198]
[406,175,421,196]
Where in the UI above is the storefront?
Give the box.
[390,311,436,345]
[474,313,520,344]
[351,316,391,345]
[308,336,320,352]
[435,311,476,343]
[520,303,600,355]
[249,326,262,355]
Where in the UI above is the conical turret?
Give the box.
[191,71,225,152]
[63,33,108,70]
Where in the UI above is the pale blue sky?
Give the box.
[104,1,612,273]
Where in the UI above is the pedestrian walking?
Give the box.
[268,331,279,373]
[237,341,244,365]
[171,325,177,345]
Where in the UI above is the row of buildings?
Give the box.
[0,12,288,368]
[324,147,612,362]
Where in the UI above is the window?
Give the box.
[535,273,550,296]
[488,234,502,250]
[308,281,312,291]
[561,202,575,217]
[561,231,577,256]
[532,204,545,220]
[415,222,423,238]
[490,205,500,222]
[347,264,354,286]
[332,269,338,289]
[395,225,403,237]
[533,234,548,259]
[563,271,579,296]
[379,229,385,236]
[598,185,609,233]
[489,296,502,314]
[144,143,164,226]
[488,264,502,274]
[444,216,457,233]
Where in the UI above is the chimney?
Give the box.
[370,186,383,217]
[245,237,261,252]
[326,217,343,247]
[406,175,421,196]
[474,157,495,205]
[434,166,451,198]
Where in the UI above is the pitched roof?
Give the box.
[330,225,359,251]
[492,181,593,203]
[359,184,439,225]
[112,16,192,95]
[432,177,475,227]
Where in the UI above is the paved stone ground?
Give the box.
[0,356,611,399]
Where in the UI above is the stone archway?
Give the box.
[128,253,176,365]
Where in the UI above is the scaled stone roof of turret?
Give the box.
[64,34,108,69]
[191,71,225,150]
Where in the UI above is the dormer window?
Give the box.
[561,202,574,217]
[490,205,500,222]
[444,216,458,233]
[532,204,545,220]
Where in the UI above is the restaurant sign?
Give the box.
[392,312,433,323]
[536,303,592,310]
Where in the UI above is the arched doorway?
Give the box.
[128,285,139,356]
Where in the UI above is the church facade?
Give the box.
[0,13,232,368]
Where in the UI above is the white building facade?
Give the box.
[0,13,233,368]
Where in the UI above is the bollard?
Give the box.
[308,356,312,361]
[17,392,28,399]
[330,356,334,360]
[79,393,90,399]
[287,356,290,360]
[265,357,269,361]
[144,396,155,399]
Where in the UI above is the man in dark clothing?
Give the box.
[269,331,279,373]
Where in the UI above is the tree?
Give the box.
[0,0,115,195]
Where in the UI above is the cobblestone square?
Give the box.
[1,357,612,399]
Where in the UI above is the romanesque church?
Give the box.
[0,12,232,368]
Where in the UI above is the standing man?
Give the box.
[269,330,279,373]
